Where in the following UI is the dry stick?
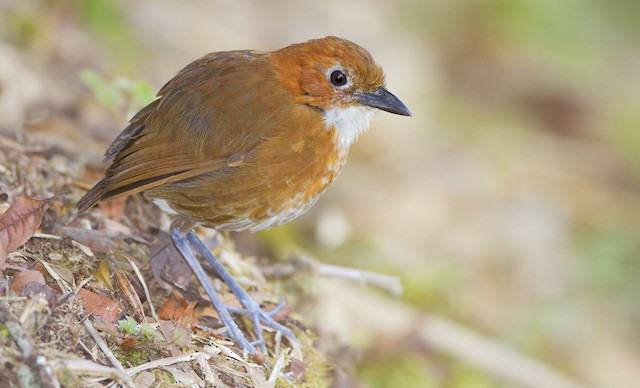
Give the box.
[79,313,134,387]
[0,304,60,388]
[124,352,212,376]
[267,349,287,387]
[60,359,123,379]
[297,255,403,296]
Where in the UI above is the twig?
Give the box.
[124,352,212,376]
[80,314,134,387]
[0,303,60,388]
[297,255,403,296]
[195,352,218,385]
[267,349,287,387]
[57,359,123,379]
[68,277,93,306]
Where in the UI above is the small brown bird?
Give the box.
[78,36,410,354]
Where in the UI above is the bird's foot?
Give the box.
[186,230,299,352]
[171,228,299,354]
[224,301,297,352]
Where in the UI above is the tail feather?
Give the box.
[77,178,107,213]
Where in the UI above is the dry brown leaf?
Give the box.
[10,269,59,302]
[0,195,57,271]
[120,337,141,353]
[195,292,240,320]
[158,298,197,325]
[10,269,46,294]
[76,288,121,323]
[114,271,145,321]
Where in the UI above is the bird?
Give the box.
[78,36,411,354]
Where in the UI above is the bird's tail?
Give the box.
[76,179,107,213]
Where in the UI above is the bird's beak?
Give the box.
[357,87,412,116]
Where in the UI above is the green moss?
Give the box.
[0,323,9,339]
[158,369,176,384]
[115,346,159,368]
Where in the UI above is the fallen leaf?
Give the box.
[0,195,58,271]
[120,337,140,353]
[149,232,192,290]
[10,269,46,294]
[158,320,191,356]
[193,325,223,340]
[169,324,191,347]
[133,371,156,388]
[194,292,240,320]
[19,281,59,302]
[158,299,178,321]
[158,298,197,325]
[43,262,75,286]
[92,259,113,290]
[114,271,145,320]
[10,269,59,302]
[76,288,121,323]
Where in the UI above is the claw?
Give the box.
[267,301,286,318]
[226,301,286,318]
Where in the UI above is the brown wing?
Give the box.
[78,50,289,212]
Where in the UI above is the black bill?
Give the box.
[357,87,412,116]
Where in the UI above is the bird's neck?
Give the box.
[323,105,374,148]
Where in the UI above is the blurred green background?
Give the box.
[1,0,640,387]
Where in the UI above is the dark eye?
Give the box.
[330,70,348,87]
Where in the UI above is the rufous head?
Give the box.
[271,36,411,146]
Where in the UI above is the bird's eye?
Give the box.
[330,70,348,87]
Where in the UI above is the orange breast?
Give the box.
[146,108,348,232]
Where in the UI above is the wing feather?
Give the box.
[78,49,286,212]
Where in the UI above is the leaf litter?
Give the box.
[0,194,58,270]
[0,129,327,387]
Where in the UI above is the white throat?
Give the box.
[323,106,374,148]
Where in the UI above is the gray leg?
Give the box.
[186,230,300,351]
[171,228,258,353]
